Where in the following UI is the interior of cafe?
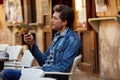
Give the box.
[0,0,120,80]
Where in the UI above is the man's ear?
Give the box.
[63,20,67,26]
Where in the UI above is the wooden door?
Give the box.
[79,30,99,74]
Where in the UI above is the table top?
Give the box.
[0,51,9,61]
[0,57,8,61]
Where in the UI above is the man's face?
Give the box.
[51,12,66,32]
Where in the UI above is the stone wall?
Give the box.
[99,20,120,79]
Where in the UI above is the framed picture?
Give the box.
[5,0,23,23]
[42,0,49,15]
[97,0,105,5]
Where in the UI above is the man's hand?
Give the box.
[24,33,34,48]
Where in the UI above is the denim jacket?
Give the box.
[29,28,82,72]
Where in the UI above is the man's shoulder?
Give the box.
[67,29,79,38]
[65,30,80,44]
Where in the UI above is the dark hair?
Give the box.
[53,4,74,28]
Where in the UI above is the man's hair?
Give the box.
[53,4,74,28]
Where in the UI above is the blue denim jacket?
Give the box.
[30,28,82,72]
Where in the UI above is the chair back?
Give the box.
[69,54,82,80]
[0,44,9,51]
[21,50,34,67]
[6,45,23,60]
[71,54,82,73]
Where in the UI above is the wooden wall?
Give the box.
[96,0,120,17]
[0,5,6,43]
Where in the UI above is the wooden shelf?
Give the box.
[88,17,117,33]
[6,23,21,27]
[29,23,43,28]
[6,23,22,30]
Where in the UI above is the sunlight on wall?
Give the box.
[0,5,5,31]
[75,0,86,27]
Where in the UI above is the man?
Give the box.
[1,4,82,80]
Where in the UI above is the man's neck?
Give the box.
[58,26,67,34]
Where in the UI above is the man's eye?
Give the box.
[52,17,57,20]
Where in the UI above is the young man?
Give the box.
[1,4,82,80]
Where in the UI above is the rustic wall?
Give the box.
[23,0,32,23]
[0,5,6,44]
[96,0,119,17]
[35,0,43,23]
[99,20,120,79]
[0,0,45,52]
[35,0,44,52]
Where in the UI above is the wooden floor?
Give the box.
[74,69,102,80]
